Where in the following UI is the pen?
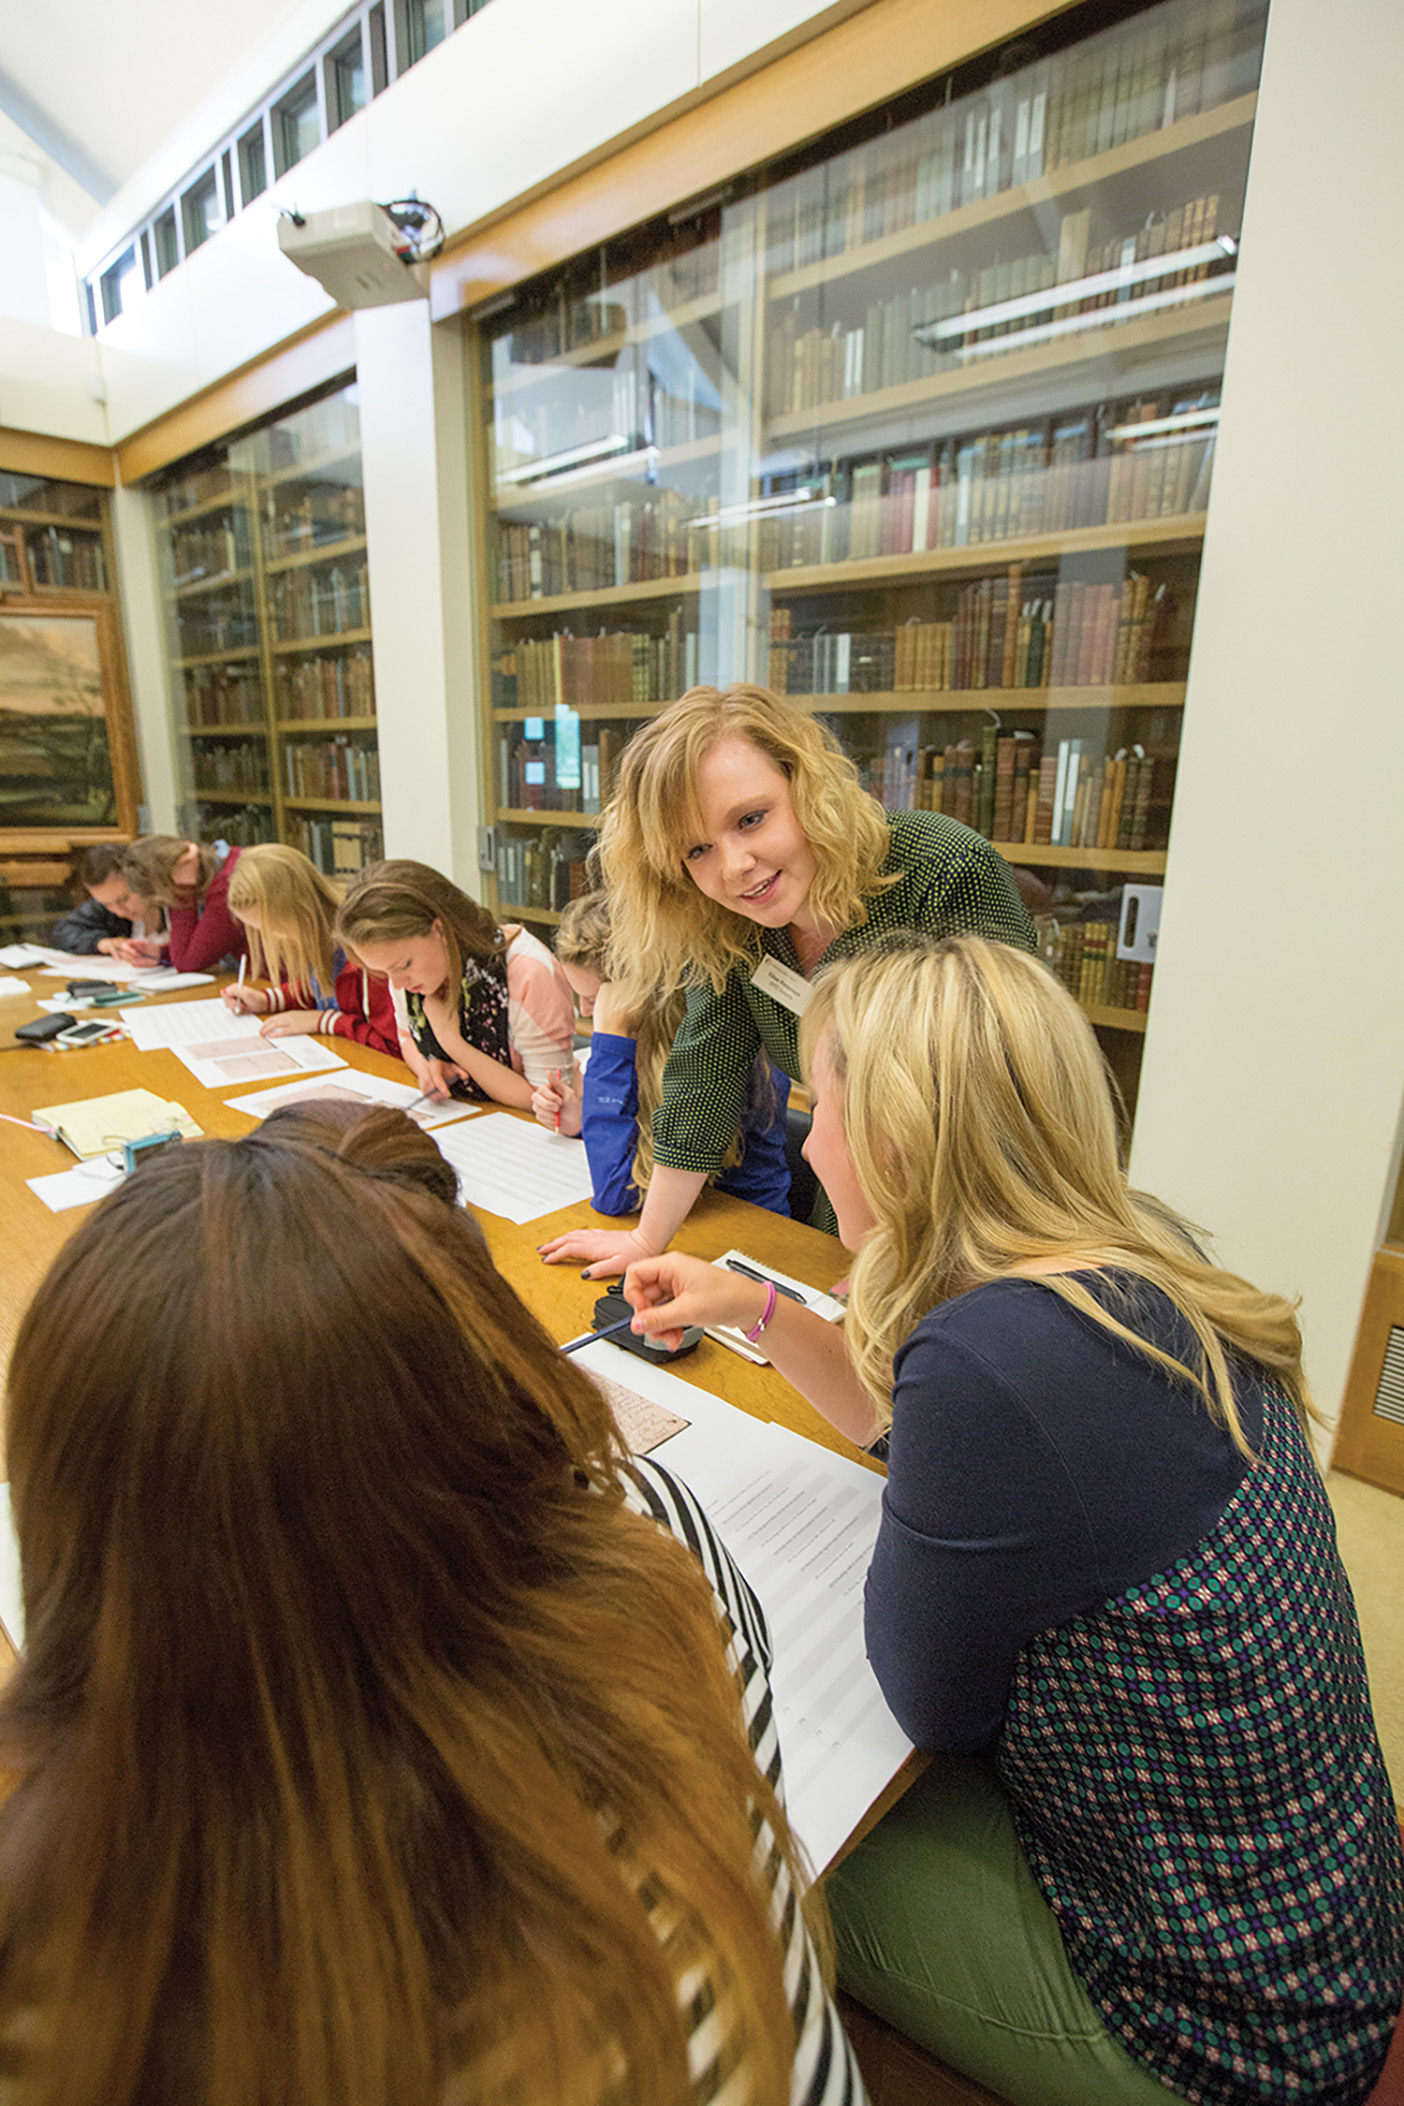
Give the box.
[550,1068,562,1133]
[235,955,246,1005]
[558,1313,638,1355]
[725,1258,804,1303]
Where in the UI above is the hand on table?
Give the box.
[260,1010,323,1037]
[623,1253,764,1352]
[222,984,270,1015]
[107,937,164,965]
[538,1226,659,1277]
[412,1056,468,1104]
[532,1062,581,1135]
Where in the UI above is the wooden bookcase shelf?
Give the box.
[151,387,382,873]
[473,0,1266,1097]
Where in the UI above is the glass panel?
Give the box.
[181,167,222,256]
[154,206,180,277]
[0,614,117,824]
[238,123,268,206]
[99,245,140,324]
[0,473,103,522]
[24,527,107,591]
[150,381,381,874]
[327,28,367,129]
[395,0,447,71]
[477,0,1268,1110]
[273,72,321,176]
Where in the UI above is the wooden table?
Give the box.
[0,964,918,1853]
[0,967,865,1463]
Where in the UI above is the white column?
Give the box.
[109,481,179,831]
[1128,0,1404,1440]
[355,299,484,886]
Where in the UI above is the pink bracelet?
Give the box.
[744,1280,778,1343]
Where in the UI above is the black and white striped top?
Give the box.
[623,1456,866,2106]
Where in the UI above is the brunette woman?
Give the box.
[0,1126,862,2106]
[624,936,1404,2106]
[122,832,246,973]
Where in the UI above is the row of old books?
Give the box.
[170,516,250,588]
[501,619,689,712]
[282,736,380,804]
[766,0,1256,274]
[276,644,375,721]
[266,484,363,560]
[495,832,596,912]
[181,664,265,727]
[768,193,1226,413]
[497,727,631,813]
[861,724,1170,852]
[769,570,1174,694]
[185,802,274,848]
[267,562,368,642]
[1048,920,1155,1015]
[191,740,270,797]
[290,814,383,878]
[493,489,696,602]
[490,236,722,381]
[25,525,107,593]
[758,390,1218,569]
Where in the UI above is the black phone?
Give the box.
[15,1013,76,1043]
[66,979,109,996]
[592,1290,703,1364]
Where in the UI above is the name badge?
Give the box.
[751,954,813,1015]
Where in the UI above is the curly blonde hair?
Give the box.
[599,686,892,998]
[801,935,1314,1448]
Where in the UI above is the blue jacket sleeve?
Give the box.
[581,1031,643,1218]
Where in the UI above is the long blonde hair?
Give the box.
[0,1131,814,2106]
[802,936,1313,1447]
[600,685,892,998]
[227,842,340,993]
[557,892,744,1191]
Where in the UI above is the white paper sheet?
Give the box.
[0,1486,22,1650]
[29,950,212,988]
[430,1113,597,1222]
[0,944,45,968]
[566,1340,912,1873]
[118,998,345,1088]
[224,1068,482,1130]
[0,976,31,998]
[26,1160,127,1212]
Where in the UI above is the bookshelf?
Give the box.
[471,0,1269,1118]
[0,465,139,940]
[151,379,384,879]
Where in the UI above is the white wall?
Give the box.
[1129,0,1404,1437]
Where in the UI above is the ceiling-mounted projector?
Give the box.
[277,200,432,307]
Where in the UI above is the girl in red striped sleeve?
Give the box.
[221,842,401,1058]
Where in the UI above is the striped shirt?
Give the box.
[623,1457,866,2106]
[653,810,1035,1180]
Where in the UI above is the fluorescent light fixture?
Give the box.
[917,238,1238,346]
[1106,406,1220,443]
[923,274,1236,362]
[495,435,635,487]
[688,487,838,527]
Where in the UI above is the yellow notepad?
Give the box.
[32,1089,202,1161]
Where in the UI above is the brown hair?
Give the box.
[257,1098,463,1211]
[802,935,1314,1446]
[121,834,217,907]
[0,1134,812,2106]
[599,685,892,998]
[71,844,128,894]
[335,860,503,1003]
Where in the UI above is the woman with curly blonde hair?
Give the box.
[622,934,1404,2106]
[541,684,1033,1274]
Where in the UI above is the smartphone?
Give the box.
[55,1019,117,1047]
[15,1013,76,1043]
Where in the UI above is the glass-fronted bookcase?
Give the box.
[471,0,1266,1120]
[150,378,383,877]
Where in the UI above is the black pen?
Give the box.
[725,1258,804,1303]
[558,1313,638,1355]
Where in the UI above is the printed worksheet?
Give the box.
[119,998,346,1089]
[430,1113,597,1222]
[225,1067,481,1130]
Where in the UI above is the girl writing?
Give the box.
[121,833,247,973]
[220,842,400,1056]
[336,858,573,1108]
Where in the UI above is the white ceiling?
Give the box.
[0,0,306,202]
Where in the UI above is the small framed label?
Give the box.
[751,954,813,1015]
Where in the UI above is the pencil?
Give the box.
[558,1313,637,1355]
